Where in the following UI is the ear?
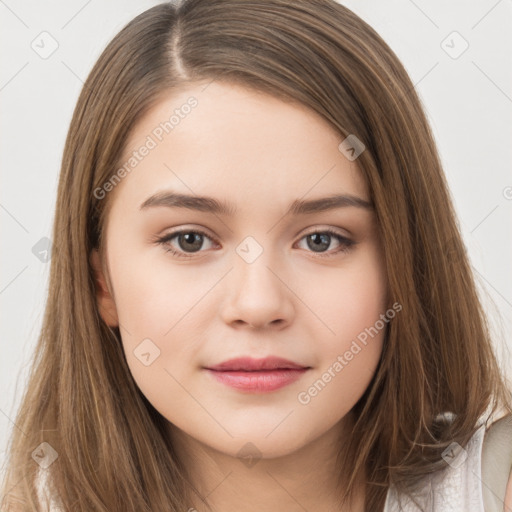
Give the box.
[90,248,119,327]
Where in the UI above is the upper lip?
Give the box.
[206,356,309,371]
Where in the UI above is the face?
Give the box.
[91,81,388,459]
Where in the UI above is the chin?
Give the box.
[203,425,318,461]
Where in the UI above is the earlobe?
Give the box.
[90,248,119,327]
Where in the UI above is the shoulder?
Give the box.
[482,413,512,512]
[384,422,487,511]
[384,414,510,512]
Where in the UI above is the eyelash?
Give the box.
[155,228,356,259]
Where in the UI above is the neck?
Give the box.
[167,413,366,512]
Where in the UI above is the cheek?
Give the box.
[308,246,387,348]
[296,332,384,427]
[110,250,215,339]
[113,276,199,419]
[295,247,387,415]
[109,255,221,399]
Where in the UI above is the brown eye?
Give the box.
[296,229,355,258]
[157,230,217,258]
[174,232,204,252]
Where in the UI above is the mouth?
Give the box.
[204,356,311,393]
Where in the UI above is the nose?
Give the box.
[220,249,295,330]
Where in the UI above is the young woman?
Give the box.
[2,1,511,511]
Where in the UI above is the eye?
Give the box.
[155,227,355,259]
[155,229,218,259]
[295,229,355,258]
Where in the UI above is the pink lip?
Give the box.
[204,357,310,392]
[207,356,307,371]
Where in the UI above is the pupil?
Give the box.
[180,232,202,252]
[308,233,329,252]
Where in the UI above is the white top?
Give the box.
[383,421,487,511]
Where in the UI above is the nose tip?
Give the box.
[221,257,294,330]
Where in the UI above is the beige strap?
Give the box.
[481,413,512,512]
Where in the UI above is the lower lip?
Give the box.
[205,368,309,392]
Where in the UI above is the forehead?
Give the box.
[110,81,369,215]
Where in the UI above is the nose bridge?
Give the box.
[222,234,293,328]
[233,234,280,293]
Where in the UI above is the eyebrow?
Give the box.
[139,190,374,216]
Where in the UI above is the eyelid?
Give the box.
[159,224,351,241]
[157,225,219,243]
[295,224,351,239]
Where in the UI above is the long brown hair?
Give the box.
[2,1,511,510]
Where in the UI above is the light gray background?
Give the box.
[1,0,511,478]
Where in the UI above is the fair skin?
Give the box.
[90,80,390,511]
